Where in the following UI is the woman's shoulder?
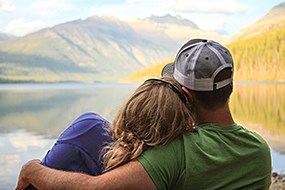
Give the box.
[75,112,109,123]
[58,112,110,141]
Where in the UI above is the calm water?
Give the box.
[0,82,284,189]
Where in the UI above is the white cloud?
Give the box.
[127,0,162,2]
[0,0,15,13]
[0,154,20,165]
[8,131,51,151]
[32,1,76,18]
[166,0,248,14]
[91,0,248,22]
[90,4,152,20]
[33,1,75,11]
[90,1,169,20]
[193,15,226,31]
[5,18,46,36]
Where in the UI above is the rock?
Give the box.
[270,172,285,190]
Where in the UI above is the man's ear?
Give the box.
[182,87,193,103]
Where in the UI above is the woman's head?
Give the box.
[103,76,196,171]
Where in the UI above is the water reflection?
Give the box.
[0,130,55,189]
[0,83,137,137]
[0,83,138,189]
[0,83,284,189]
[230,83,285,154]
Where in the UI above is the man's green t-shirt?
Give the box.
[137,123,272,190]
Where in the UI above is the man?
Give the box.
[16,39,272,190]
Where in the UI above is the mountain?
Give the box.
[120,59,174,83]
[230,2,285,41]
[125,3,285,83]
[129,14,226,45]
[146,14,198,28]
[0,14,225,83]
[227,2,285,82]
[0,32,15,42]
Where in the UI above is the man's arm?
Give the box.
[16,159,156,190]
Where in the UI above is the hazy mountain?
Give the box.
[129,14,226,46]
[0,32,15,42]
[146,14,198,28]
[125,3,285,83]
[226,2,285,82]
[0,14,225,82]
[230,2,285,41]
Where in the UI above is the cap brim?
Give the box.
[161,62,174,77]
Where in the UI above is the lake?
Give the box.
[0,82,285,189]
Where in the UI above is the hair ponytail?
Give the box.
[102,77,196,172]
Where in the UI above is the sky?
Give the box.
[0,0,284,37]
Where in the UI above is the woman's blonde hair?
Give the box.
[102,76,196,171]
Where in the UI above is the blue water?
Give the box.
[0,82,284,189]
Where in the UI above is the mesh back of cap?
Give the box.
[173,39,233,91]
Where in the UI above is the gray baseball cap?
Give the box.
[162,39,234,91]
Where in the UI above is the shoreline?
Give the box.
[271,172,285,189]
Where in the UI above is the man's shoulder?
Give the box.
[235,124,270,146]
[138,135,186,163]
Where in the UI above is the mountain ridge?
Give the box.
[0,32,16,42]
[0,3,284,83]
[124,2,285,83]
[146,14,198,28]
[0,14,225,82]
[230,2,285,41]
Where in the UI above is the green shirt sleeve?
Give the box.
[137,137,185,190]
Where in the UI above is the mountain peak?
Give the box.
[0,13,224,83]
[230,2,285,41]
[260,2,285,23]
[87,15,120,22]
[272,2,285,11]
[146,14,198,29]
[0,32,16,42]
[84,15,132,30]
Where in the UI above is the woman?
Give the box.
[42,112,112,175]
[102,76,196,171]
[25,76,196,189]
[25,113,113,189]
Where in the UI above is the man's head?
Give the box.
[162,39,234,110]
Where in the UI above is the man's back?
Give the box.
[138,123,272,190]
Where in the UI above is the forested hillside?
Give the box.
[228,24,285,81]
[124,3,285,83]
[0,15,224,83]
[227,2,285,82]
[120,59,173,83]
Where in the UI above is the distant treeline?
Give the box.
[120,58,174,83]
[124,23,285,83]
[228,24,285,82]
[230,84,285,134]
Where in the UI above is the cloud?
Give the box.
[93,0,248,22]
[0,0,15,13]
[5,18,46,36]
[90,3,154,20]
[0,154,20,165]
[90,1,169,20]
[166,0,248,14]
[127,0,162,2]
[194,15,226,31]
[32,1,76,18]
[8,131,51,151]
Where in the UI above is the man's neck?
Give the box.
[196,104,235,126]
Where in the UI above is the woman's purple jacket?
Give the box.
[42,112,112,175]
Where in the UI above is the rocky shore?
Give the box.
[270,172,285,190]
